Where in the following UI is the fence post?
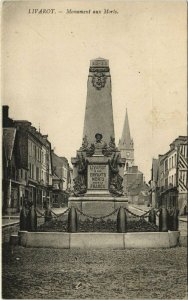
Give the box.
[168,208,179,231]
[148,208,156,225]
[168,208,174,231]
[173,209,179,231]
[68,207,78,232]
[27,205,37,232]
[45,206,52,223]
[20,206,28,231]
[117,207,127,233]
[159,207,168,232]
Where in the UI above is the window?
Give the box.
[164,160,168,172]
[172,157,173,168]
[34,146,37,159]
[29,163,32,178]
[174,154,177,166]
[32,164,35,179]
[28,141,30,156]
[62,167,64,177]
[36,167,39,181]
[165,178,168,187]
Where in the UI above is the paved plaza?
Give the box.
[2,243,187,299]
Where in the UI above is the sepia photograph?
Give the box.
[1,0,187,299]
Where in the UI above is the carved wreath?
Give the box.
[92,72,106,90]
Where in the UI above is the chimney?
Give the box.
[3,105,9,120]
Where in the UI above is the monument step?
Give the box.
[69,196,128,201]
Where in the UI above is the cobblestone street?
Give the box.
[2,243,187,299]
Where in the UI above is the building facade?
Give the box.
[2,106,53,213]
[119,109,147,203]
[150,136,188,214]
[123,166,144,203]
[51,150,71,207]
[3,127,21,214]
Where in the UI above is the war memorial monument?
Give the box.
[17,58,179,249]
[68,58,128,217]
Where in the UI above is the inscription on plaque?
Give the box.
[88,164,108,190]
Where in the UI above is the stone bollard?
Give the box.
[45,206,52,223]
[173,209,179,231]
[168,208,174,231]
[68,207,78,232]
[159,208,168,232]
[10,234,19,246]
[148,208,156,225]
[117,207,127,233]
[27,205,37,232]
[20,206,28,231]
[168,208,179,231]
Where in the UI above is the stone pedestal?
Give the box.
[69,154,128,219]
[68,195,128,219]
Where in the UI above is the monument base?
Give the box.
[68,195,128,220]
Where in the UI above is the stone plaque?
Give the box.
[88,164,108,190]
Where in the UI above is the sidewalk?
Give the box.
[2,219,19,227]
[130,204,188,222]
[129,204,187,237]
[2,207,68,227]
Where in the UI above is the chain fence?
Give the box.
[35,209,45,218]
[33,206,167,222]
[124,207,149,219]
[35,205,177,233]
[35,207,70,219]
[75,207,119,220]
[75,207,118,232]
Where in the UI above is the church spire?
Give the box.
[118,108,134,168]
[121,108,131,145]
[119,108,133,149]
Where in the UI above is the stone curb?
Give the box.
[179,235,187,247]
[15,231,181,249]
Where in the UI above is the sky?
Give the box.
[2,0,187,181]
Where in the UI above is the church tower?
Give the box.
[118,108,134,169]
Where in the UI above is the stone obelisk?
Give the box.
[83,58,115,145]
[69,58,128,218]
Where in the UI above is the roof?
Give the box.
[3,128,16,161]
